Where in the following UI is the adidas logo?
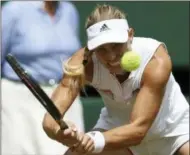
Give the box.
[100,24,110,32]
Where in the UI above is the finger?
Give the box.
[71,131,75,138]
[71,131,80,141]
[71,126,77,132]
[77,132,84,141]
[65,120,77,131]
[71,130,79,139]
[76,135,91,153]
[70,125,77,132]
[74,144,85,154]
[81,135,91,148]
[73,139,86,153]
[87,144,95,153]
[56,128,68,142]
[72,137,84,152]
[63,128,73,135]
[70,144,78,152]
[84,139,94,152]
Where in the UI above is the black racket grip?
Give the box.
[58,119,68,130]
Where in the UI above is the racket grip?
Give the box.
[58,119,68,130]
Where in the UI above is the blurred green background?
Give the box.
[2,1,189,131]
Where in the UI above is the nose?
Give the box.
[106,50,116,61]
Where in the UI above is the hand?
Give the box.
[71,133,94,154]
[56,120,80,146]
[43,113,82,147]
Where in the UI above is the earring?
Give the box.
[83,47,91,66]
[83,59,88,66]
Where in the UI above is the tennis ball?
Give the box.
[120,51,141,72]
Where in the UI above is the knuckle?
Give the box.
[82,142,86,147]
[87,136,91,140]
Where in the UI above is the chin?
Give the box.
[110,68,125,75]
[105,64,125,75]
[115,71,126,75]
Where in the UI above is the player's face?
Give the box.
[94,29,134,75]
[94,43,128,75]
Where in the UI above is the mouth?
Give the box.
[108,61,120,67]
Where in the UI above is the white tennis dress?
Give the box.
[90,37,189,155]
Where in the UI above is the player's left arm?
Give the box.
[103,44,172,150]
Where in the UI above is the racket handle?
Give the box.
[58,119,68,130]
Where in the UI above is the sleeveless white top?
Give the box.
[90,37,189,141]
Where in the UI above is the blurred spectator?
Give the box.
[1,1,84,154]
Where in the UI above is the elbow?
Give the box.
[42,113,50,136]
[133,130,146,145]
[42,114,48,133]
[129,118,151,145]
[42,113,56,140]
[129,124,147,146]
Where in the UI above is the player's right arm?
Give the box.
[42,47,93,146]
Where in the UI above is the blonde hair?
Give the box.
[63,4,127,89]
[85,4,126,29]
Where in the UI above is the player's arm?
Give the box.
[42,48,92,141]
[102,44,172,150]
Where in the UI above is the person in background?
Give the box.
[1,1,84,154]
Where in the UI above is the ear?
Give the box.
[128,28,135,39]
[83,47,92,66]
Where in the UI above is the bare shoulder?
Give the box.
[141,44,172,88]
[68,48,94,83]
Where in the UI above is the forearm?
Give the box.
[43,76,80,139]
[51,81,79,116]
[103,123,145,150]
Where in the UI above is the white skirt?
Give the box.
[1,78,84,155]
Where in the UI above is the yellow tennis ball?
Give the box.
[120,51,141,72]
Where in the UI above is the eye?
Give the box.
[98,47,106,52]
[112,43,117,48]
[97,47,109,55]
[114,43,123,48]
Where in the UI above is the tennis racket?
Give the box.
[5,54,68,130]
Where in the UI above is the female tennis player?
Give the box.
[43,4,189,155]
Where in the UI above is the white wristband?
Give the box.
[86,131,105,153]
